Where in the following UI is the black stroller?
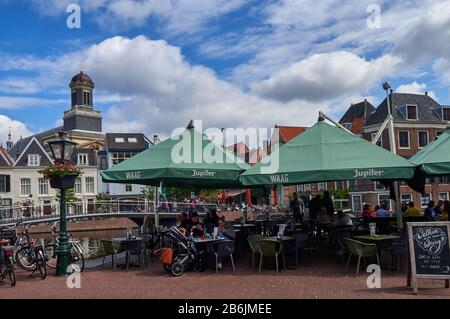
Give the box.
[163,226,205,276]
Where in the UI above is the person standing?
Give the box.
[424,201,436,221]
[322,191,335,217]
[290,192,304,223]
[309,194,322,221]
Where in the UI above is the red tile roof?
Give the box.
[276,125,307,143]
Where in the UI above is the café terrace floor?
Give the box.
[1,248,449,299]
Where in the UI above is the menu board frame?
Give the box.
[407,222,450,294]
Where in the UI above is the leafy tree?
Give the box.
[142,186,155,201]
[55,188,77,206]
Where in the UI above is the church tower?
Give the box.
[63,71,102,132]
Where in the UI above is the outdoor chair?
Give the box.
[141,234,155,264]
[101,240,123,271]
[345,238,379,276]
[257,240,286,274]
[126,240,146,270]
[294,233,310,268]
[211,239,236,274]
[381,232,407,271]
[247,234,263,271]
[335,230,351,264]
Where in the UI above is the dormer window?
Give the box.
[115,137,125,143]
[83,90,91,106]
[28,154,41,166]
[128,137,138,143]
[406,105,417,120]
[443,107,450,121]
[77,153,89,166]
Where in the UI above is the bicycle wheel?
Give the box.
[44,243,58,269]
[70,244,85,272]
[15,246,36,271]
[37,251,46,279]
[6,269,16,287]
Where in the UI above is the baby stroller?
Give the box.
[162,226,205,276]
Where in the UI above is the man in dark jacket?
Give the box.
[322,191,335,217]
[309,194,322,221]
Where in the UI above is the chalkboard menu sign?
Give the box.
[407,222,450,294]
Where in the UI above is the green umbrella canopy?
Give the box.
[240,119,416,186]
[410,129,450,175]
[100,126,250,188]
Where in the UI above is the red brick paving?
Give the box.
[1,255,449,299]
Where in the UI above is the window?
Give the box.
[100,156,108,170]
[406,105,417,120]
[374,181,385,190]
[38,178,49,195]
[439,175,449,184]
[378,194,390,209]
[128,137,138,143]
[74,177,82,194]
[421,193,432,207]
[352,195,362,212]
[401,194,412,204]
[28,154,40,166]
[114,137,125,143]
[0,175,10,193]
[71,91,76,105]
[425,177,432,185]
[125,184,132,192]
[371,133,382,147]
[418,131,429,148]
[20,178,31,196]
[111,152,137,165]
[398,131,410,148]
[443,107,450,121]
[77,153,89,166]
[342,123,352,130]
[83,91,91,106]
[335,181,346,189]
[85,177,95,194]
[318,182,327,191]
[439,192,449,201]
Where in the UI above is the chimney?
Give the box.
[263,140,269,154]
[153,135,160,145]
[425,91,428,96]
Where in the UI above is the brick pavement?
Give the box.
[1,253,449,299]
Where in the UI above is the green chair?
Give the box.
[101,240,123,271]
[257,240,286,274]
[345,238,380,276]
[247,234,263,271]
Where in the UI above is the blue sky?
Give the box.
[0,0,449,145]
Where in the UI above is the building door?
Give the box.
[351,194,362,212]
[43,200,52,215]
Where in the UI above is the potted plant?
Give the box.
[39,163,82,189]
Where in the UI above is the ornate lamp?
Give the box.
[47,131,77,164]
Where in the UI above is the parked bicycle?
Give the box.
[14,223,46,279]
[0,239,16,286]
[44,222,84,272]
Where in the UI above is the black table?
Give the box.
[111,237,144,269]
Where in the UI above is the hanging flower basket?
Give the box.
[39,163,82,189]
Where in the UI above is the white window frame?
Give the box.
[77,153,89,166]
[420,193,432,208]
[374,181,386,190]
[38,178,49,195]
[351,194,362,212]
[378,194,390,207]
[401,193,412,204]
[28,154,41,166]
[417,130,429,149]
[83,90,91,106]
[371,132,382,147]
[85,177,95,194]
[74,177,82,194]
[398,130,410,149]
[20,178,31,196]
[318,182,327,191]
[125,184,133,192]
[406,104,418,120]
[128,137,138,143]
[335,181,347,189]
[438,192,449,201]
[439,175,449,184]
[114,137,125,143]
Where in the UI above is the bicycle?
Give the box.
[44,222,84,272]
[14,224,46,279]
[0,240,16,287]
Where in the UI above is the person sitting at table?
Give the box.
[216,216,236,270]
[140,215,156,234]
[361,203,376,218]
[434,200,443,218]
[189,212,205,239]
[322,191,335,217]
[404,202,421,217]
[400,202,408,214]
[424,201,436,221]
[203,208,219,227]
[333,210,353,227]
[376,203,390,217]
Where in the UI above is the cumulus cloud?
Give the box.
[396,82,438,100]
[250,52,401,103]
[0,115,32,145]
[0,96,65,109]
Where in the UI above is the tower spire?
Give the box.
[6,127,13,151]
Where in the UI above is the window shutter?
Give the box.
[5,175,10,192]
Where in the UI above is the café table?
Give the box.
[111,237,144,269]
[353,234,400,268]
[191,237,224,271]
[261,235,294,243]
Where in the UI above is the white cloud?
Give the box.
[396,82,438,100]
[251,52,401,103]
[0,96,65,109]
[0,78,41,94]
[0,115,32,146]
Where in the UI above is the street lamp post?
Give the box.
[47,131,77,276]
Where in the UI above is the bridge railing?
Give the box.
[0,200,219,224]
